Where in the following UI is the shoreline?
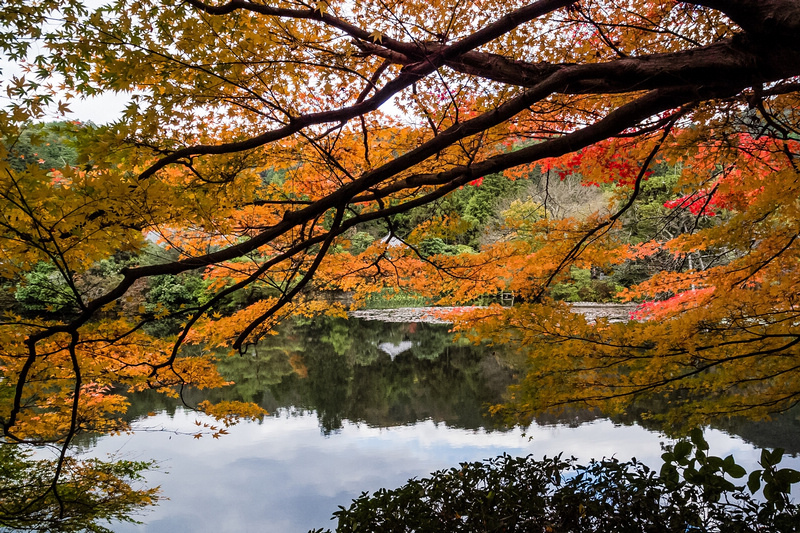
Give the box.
[348,302,638,324]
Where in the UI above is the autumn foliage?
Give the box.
[1,3,800,522]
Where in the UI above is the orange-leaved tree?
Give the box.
[2,0,800,519]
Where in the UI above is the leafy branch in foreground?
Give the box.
[315,430,799,533]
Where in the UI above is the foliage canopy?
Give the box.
[2,0,800,526]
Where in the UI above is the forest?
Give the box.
[2,0,800,530]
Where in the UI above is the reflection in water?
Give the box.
[91,409,800,533]
[121,316,800,452]
[126,316,519,435]
[67,317,800,531]
[0,444,158,532]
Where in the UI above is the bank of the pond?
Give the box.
[348,306,472,323]
[348,302,638,324]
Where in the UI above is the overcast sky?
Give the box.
[62,92,129,124]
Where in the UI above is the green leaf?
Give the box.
[707,455,724,470]
[768,448,785,467]
[763,482,777,503]
[761,448,785,467]
[725,462,746,479]
[774,468,800,488]
[674,440,692,461]
[747,470,762,494]
[690,428,708,450]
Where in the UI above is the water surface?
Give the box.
[80,316,800,532]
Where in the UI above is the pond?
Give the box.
[77,315,800,532]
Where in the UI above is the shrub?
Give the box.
[314,430,799,533]
[15,262,76,314]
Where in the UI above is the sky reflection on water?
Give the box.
[87,407,796,533]
[69,317,800,531]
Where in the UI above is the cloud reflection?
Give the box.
[86,409,799,533]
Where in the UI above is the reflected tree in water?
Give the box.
[171,317,517,435]
[0,445,158,532]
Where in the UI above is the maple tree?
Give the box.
[2,0,800,524]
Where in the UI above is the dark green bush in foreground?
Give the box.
[314,430,799,532]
